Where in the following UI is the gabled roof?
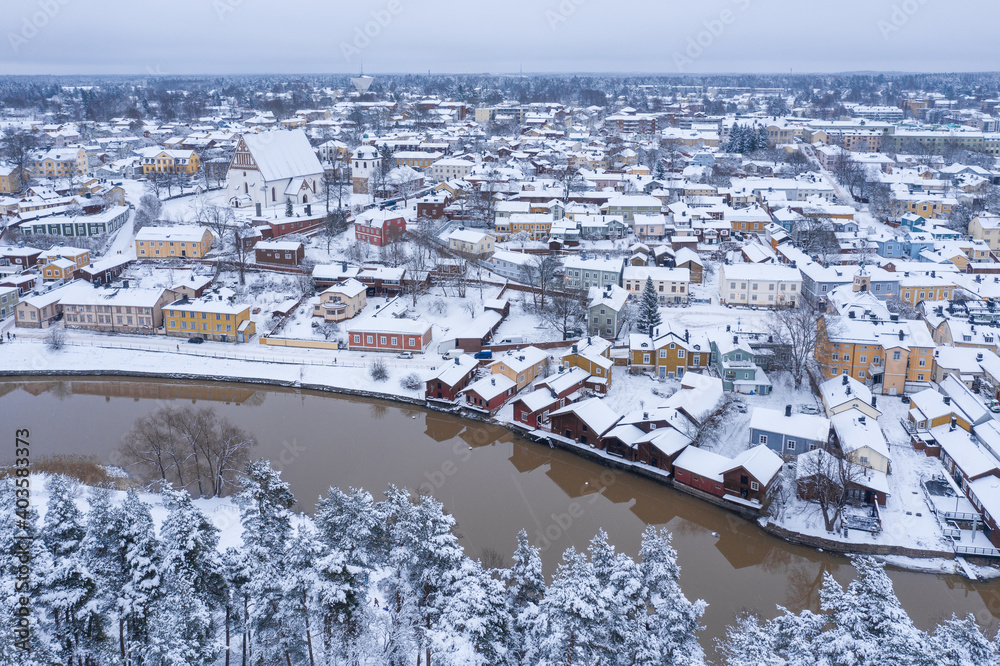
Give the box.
[724,445,783,485]
[239,130,323,182]
[549,397,620,436]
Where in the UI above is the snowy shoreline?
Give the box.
[0,343,985,579]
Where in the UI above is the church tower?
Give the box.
[351,144,380,194]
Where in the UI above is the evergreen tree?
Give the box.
[929,614,999,666]
[529,547,607,666]
[814,557,929,666]
[502,529,544,665]
[636,276,662,336]
[314,486,385,570]
[154,487,223,665]
[39,475,103,666]
[434,559,511,666]
[284,198,293,217]
[639,526,707,666]
[79,487,119,663]
[115,489,162,665]
[234,460,296,666]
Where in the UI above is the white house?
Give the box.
[226,130,324,209]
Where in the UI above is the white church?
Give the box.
[226,130,324,209]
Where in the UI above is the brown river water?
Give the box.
[1,376,998,652]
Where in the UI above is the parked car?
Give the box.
[474,350,493,360]
[442,349,463,360]
[397,351,414,359]
[187,337,204,344]
[989,400,1000,414]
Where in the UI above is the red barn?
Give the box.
[355,209,407,246]
[461,374,517,414]
[721,446,783,507]
[673,447,730,498]
[512,388,564,429]
[548,397,620,448]
[346,320,432,353]
[426,355,479,402]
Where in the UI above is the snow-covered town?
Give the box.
[4,2,1000,665]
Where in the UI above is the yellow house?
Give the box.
[164,298,255,342]
[312,278,367,323]
[447,229,495,256]
[141,149,200,175]
[490,346,550,391]
[898,275,955,306]
[28,147,88,178]
[561,337,614,392]
[969,215,1000,251]
[0,165,24,193]
[38,246,90,280]
[831,410,891,474]
[136,226,214,259]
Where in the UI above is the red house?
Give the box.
[426,355,479,402]
[254,240,305,266]
[635,429,692,473]
[461,374,517,414]
[512,388,565,429]
[673,447,730,499]
[721,445,783,507]
[417,193,450,220]
[346,319,432,352]
[355,209,407,246]
[548,397,620,448]
[0,245,42,268]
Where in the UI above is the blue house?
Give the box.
[871,232,905,259]
[748,406,831,457]
[710,335,772,394]
[902,231,935,259]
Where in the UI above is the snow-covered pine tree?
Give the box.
[814,556,929,666]
[929,614,1000,666]
[79,487,120,663]
[114,488,162,665]
[234,459,296,665]
[433,558,511,666]
[314,485,386,569]
[639,526,707,666]
[153,486,223,666]
[636,276,662,337]
[0,480,57,666]
[310,541,367,664]
[39,474,104,665]
[587,530,651,665]
[528,546,607,666]
[502,529,545,665]
[277,525,322,666]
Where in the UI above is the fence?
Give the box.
[954,544,1000,558]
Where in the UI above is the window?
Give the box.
[859,456,869,466]
[860,355,867,364]
[859,370,866,378]
[892,350,901,361]
[787,440,796,450]
[677,349,685,359]
[750,481,759,491]
[758,434,768,445]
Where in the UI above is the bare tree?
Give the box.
[469,164,502,229]
[0,130,38,192]
[541,288,589,340]
[119,405,256,497]
[45,326,66,351]
[551,163,586,204]
[230,222,256,286]
[518,254,562,310]
[797,448,867,533]
[767,302,822,389]
[792,217,840,264]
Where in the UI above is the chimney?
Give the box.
[898,329,905,341]
[491,377,496,386]
[572,344,578,354]
[944,396,952,406]
[733,335,739,345]
[977,352,984,362]
[454,357,460,365]
[950,416,957,431]
[859,415,866,425]
[643,411,649,420]
[785,405,792,417]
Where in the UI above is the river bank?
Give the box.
[2,338,993,578]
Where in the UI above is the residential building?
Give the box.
[721,446,784,507]
[254,240,305,266]
[346,319,432,352]
[710,334,772,394]
[622,266,690,305]
[587,284,628,338]
[354,209,407,246]
[62,287,173,334]
[312,279,367,323]
[461,374,518,414]
[447,228,494,256]
[629,326,711,380]
[138,148,200,174]
[831,409,892,474]
[164,297,255,342]
[749,406,831,457]
[19,206,130,238]
[718,263,802,307]
[426,355,479,402]
[136,226,214,259]
[818,375,882,419]
[549,397,621,448]
[28,147,88,178]
[563,255,623,291]
[0,286,20,319]
[490,346,550,391]
[969,214,1000,251]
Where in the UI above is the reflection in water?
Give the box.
[2,376,998,652]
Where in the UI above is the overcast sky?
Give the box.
[2,0,997,76]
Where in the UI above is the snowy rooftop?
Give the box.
[749,407,831,442]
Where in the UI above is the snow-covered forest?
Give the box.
[2,462,999,666]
